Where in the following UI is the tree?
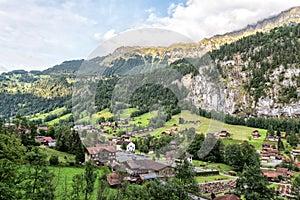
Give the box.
[202,138,225,163]
[225,141,260,171]
[22,148,55,200]
[75,143,85,164]
[292,175,300,199]
[121,142,127,151]
[267,125,274,137]
[175,159,199,194]
[187,133,205,159]
[49,155,59,165]
[236,164,274,200]
[71,174,85,200]
[287,131,299,147]
[84,160,98,200]
[277,138,284,151]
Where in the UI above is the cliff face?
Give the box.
[93,7,300,117]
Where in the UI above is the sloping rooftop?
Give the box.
[86,144,116,154]
[214,194,240,200]
[124,159,169,171]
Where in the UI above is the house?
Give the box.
[42,137,53,145]
[37,126,48,133]
[4,123,16,128]
[106,173,121,187]
[214,194,240,200]
[292,149,300,161]
[85,144,117,165]
[126,142,135,152]
[263,167,294,180]
[251,130,261,138]
[219,129,229,138]
[122,159,174,178]
[186,152,193,164]
[48,140,56,147]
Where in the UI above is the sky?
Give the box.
[0,0,300,71]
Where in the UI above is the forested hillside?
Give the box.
[202,23,300,117]
[2,22,300,120]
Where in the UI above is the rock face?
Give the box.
[93,6,300,117]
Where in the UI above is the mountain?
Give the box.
[1,6,300,120]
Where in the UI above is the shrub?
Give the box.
[49,155,59,165]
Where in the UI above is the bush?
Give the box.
[49,155,59,165]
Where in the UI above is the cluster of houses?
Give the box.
[262,167,294,181]
[276,184,294,198]
[260,144,283,164]
[84,143,175,186]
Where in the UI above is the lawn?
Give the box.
[50,166,107,199]
[39,147,75,163]
[170,110,267,149]
[47,113,72,125]
[193,160,233,172]
[195,175,232,183]
[30,106,67,121]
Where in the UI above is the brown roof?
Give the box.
[106,173,121,186]
[214,194,240,200]
[124,159,169,171]
[263,171,278,178]
[86,144,116,155]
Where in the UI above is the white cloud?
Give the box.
[145,0,300,41]
[0,0,98,71]
[103,29,117,40]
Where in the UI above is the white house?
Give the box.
[126,142,135,152]
[186,152,193,164]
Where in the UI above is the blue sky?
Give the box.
[0,0,300,71]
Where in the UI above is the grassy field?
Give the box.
[39,147,75,163]
[51,166,107,199]
[47,113,72,125]
[30,106,67,121]
[195,175,232,183]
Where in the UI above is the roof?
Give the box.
[263,171,278,178]
[86,144,117,155]
[43,137,53,142]
[38,126,48,131]
[140,173,157,180]
[124,159,169,171]
[106,173,121,186]
[214,194,240,200]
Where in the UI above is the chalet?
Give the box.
[218,129,229,138]
[251,130,261,138]
[85,144,117,165]
[48,139,56,147]
[126,142,135,152]
[42,137,53,145]
[122,159,174,178]
[292,149,300,161]
[186,152,193,164]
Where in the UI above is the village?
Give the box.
[3,111,300,200]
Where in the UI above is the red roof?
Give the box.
[214,194,240,200]
[106,173,121,186]
[43,137,53,142]
[295,162,300,168]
